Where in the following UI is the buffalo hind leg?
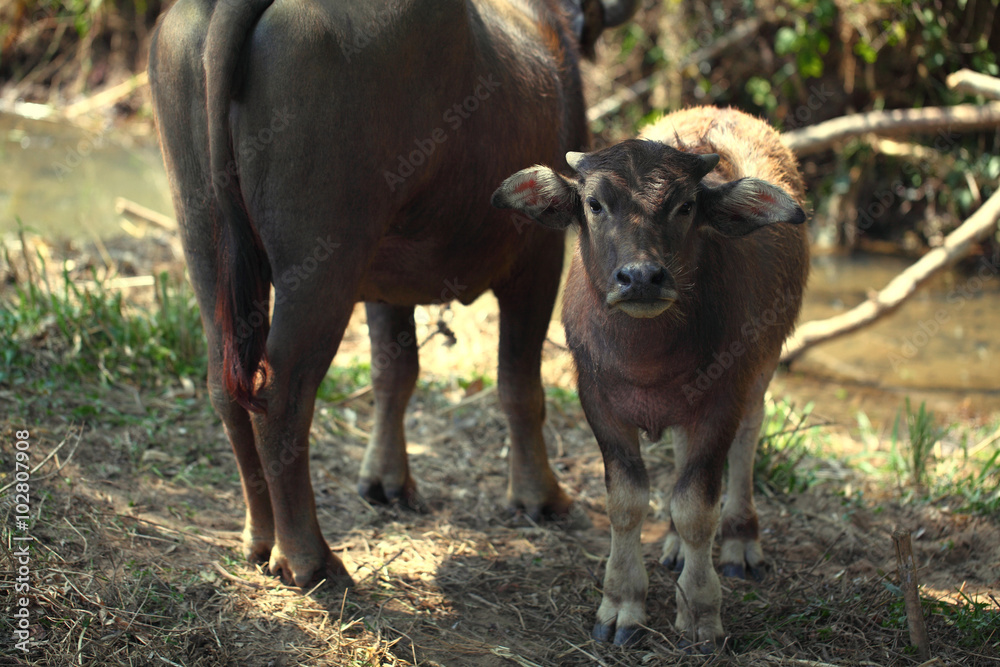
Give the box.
[251,297,355,588]
[148,3,276,575]
[358,303,424,511]
[660,426,690,573]
[719,364,774,581]
[207,344,275,565]
[493,236,571,519]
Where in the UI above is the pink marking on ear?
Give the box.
[513,178,537,194]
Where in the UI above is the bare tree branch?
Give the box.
[946,68,1000,101]
[115,197,177,232]
[781,187,1000,364]
[782,102,1000,156]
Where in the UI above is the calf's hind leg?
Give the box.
[357,304,424,511]
[660,427,690,572]
[719,364,775,581]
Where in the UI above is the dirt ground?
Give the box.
[2,2,999,663]
[1,229,999,667]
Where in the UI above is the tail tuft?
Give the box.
[215,189,271,414]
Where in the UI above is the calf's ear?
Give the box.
[698,177,806,237]
[491,166,580,230]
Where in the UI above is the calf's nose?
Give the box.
[615,262,666,290]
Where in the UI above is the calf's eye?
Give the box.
[678,201,694,216]
[587,198,602,214]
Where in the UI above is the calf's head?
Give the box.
[492,140,805,319]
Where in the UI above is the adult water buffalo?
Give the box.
[148,0,637,588]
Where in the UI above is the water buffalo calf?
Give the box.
[149,0,637,588]
[493,106,810,649]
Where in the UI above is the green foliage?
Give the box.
[316,360,372,403]
[902,398,947,489]
[772,2,834,79]
[545,385,578,407]
[860,400,945,492]
[457,373,495,392]
[745,76,777,114]
[15,0,110,38]
[0,246,205,389]
[755,398,823,494]
[856,405,999,517]
[930,421,1000,516]
[940,448,1000,515]
[883,588,998,648]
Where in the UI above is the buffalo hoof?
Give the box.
[661,555,685,573]
[357,477,427,513]
[678,637,719,655]
[592,622,645,647]
[719,562,745,579]
[720,561,767,582]
[268,544,353,589]
[592,621,614,643]
[508,487,573,522]
[614,625,645,647]
[241,530,274,566]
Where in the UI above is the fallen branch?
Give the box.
[436,384,497,415]
[115,197,177,232]
[782,102,1000,156]
[62,71,149,119]
[211,561,267,589]
[946,68,1000,101]
[587,17,762,124]
[781,187,1000,363]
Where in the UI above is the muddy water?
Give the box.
[779,251,1000,426]
[3,112,997,423]
[0,112,171,239]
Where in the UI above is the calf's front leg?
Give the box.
[719,364,775,581]
[580,380,649,646]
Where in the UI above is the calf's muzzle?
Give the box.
[606,261,676,318]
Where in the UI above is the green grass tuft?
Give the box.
[902,398,947,490]
[755,398,824,495]
[2,262,205,388]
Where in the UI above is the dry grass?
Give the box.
[2,351,998,666]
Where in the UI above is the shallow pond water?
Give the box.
[0,111,171,239]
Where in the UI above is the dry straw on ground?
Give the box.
[2,295,998,665]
